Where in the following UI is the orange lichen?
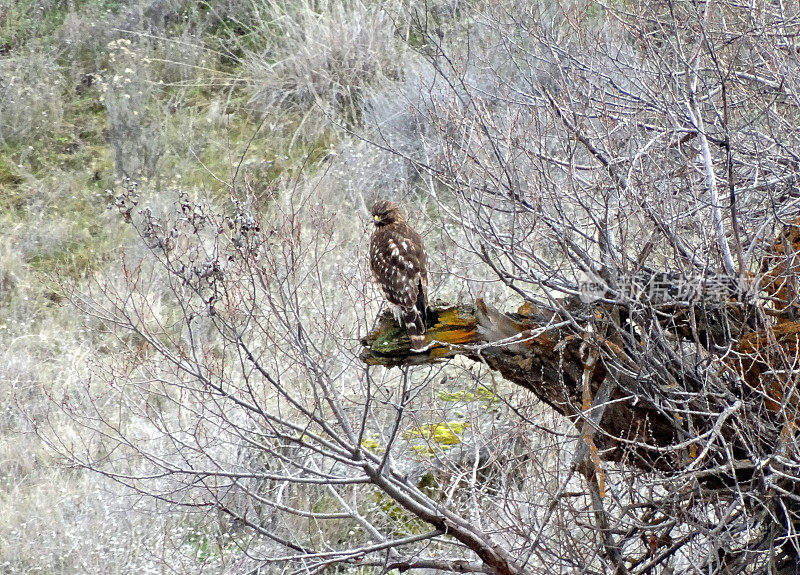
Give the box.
[430,307,477,345]
[734,321,800,413]
[761,217,800,320]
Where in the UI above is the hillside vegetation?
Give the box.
[4,0,800,574]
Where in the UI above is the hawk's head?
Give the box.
[371,200,404,227]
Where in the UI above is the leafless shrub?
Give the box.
[32,175,567,574]
[373,0,800,572]
[58,11,115,74]
[152,30,209,86]
[117,0,186,34]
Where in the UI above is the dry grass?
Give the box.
[243,0,403,131]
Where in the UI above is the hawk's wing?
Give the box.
[370,221,428,349]
[371,226,425,304]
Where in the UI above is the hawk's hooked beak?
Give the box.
[373,214,381,223]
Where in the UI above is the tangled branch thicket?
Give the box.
[33,0,800,574]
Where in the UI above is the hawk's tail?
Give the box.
[401,282,428,349]
[402,307,426,350]
[406,278,428,350]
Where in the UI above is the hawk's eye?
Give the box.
[373,214,381,222]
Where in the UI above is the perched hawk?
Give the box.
[369,200,429,350]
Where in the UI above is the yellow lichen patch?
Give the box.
[517,301,539,316]
[361,438,384,454]
[403,421,470,447]
[430,328,475,345]
[410,445,437,457]
[361,306,481,365]
[588,440,606,498]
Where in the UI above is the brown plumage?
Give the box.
[369,200,429,350]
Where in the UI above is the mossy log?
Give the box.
[361,305,479,367]
[362,299,686,471]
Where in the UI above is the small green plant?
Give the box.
[438,385,501,411]
[371,491,428,536]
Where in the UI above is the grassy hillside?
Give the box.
[9,0,800,572]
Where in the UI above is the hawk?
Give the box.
[369,200,429,350]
